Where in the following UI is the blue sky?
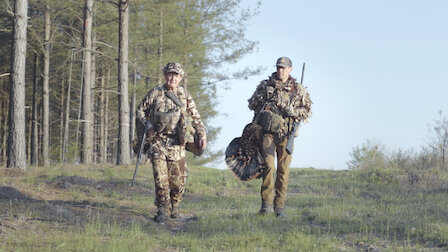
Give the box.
[211,0,448,170]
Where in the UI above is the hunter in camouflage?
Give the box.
[248,57,312,217]
[136,62,206,223]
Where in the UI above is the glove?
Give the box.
[144,120,153,132]
[281,107,297,117]
[265,102,281,115]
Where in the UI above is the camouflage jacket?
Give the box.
[248,72,312,139]
[136,84,206,145]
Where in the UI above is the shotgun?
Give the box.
[286,62,305,155]
[131,120,153,186]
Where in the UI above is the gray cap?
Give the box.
[162,62,184,76]
[275,57,292,68]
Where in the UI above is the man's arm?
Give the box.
[276,83,312,121]
[285,83,312,154]
[136,89,156,123]
[185,92,207,148]
[248,81,267,112]
[296,84,312,122]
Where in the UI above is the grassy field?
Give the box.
[1,163,448,251]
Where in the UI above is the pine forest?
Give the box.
[0,0,260,169]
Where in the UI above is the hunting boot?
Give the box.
[154,208,167,223]
[170,206,180,219]
[259,202,272,216]
[275,208,285,218]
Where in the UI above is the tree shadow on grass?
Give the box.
[0,175,204,235]
[0,185,150,226]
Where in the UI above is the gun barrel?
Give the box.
[131,131,146,186]
[131,121,153,186]
[300,63,305,84]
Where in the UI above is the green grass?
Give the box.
[1,164,448,251]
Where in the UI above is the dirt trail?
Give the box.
[0,175,198,235]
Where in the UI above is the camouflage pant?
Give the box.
[260,133,292,209]
[148,136,188,213]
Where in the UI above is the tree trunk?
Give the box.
[129,46,136,148]
[157,3,163,85]
[42,0,51,166]
[7,0,28,169]
[145,46,150,90]
[27,107,31,163]
[98,66,105,163]
[117,0,131,165]
[62,49,74,163]
[95,73,100,163]
[38,101,42,163]
[91,9,97,162]
[1,100,7,163]
[30,52,39,165]
[81,0,94,164]
[104,67,111,163]
[182,0,189,91]
[75,53,84,163]
[59,78,65,163]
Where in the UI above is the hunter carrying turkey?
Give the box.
[247,57,312,217]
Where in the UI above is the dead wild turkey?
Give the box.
[225,123,266,181]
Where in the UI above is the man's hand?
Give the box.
[266,102,281,115]
[199,138,207,150]
[144,120,152,130]
[281,107,297,117]
[144,120,154,136]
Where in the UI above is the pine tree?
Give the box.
[81,0,94,164]
[7,0,29,169]
[117,0,131,165]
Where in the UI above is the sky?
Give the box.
[210,0,448,170]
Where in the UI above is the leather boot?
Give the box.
[170,206,180,218]
[154,209,167,223]
[259,202,272,216]
[275,208,285,218]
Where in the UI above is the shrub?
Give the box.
[347,139,386,171]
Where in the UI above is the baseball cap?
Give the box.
[163,62,184,76]
[275,57,292,68]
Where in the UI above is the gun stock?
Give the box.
[286,121,299,155]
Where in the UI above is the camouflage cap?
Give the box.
[275,57,292,68]
[163,62,184,76]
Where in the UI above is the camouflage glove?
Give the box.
[143,119,153,136]
[144,120,153,131]
[265,102,281,115]
[281,107,297,117]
